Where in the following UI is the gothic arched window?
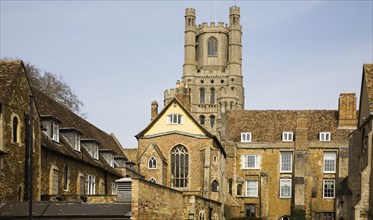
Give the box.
[13,116,19,143]
[208,37,218,57]
[200,88,205,104]
[148,157,157,169]
[171,145,189,188]
[210,88,215,104]
[199,115,206,125]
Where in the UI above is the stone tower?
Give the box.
[165,6,245,135]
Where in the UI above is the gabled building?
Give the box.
[220,93,357,219]
[337,64,373,220]
[136,98,227,201]
[0,60,41,202]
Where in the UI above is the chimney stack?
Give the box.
[338,93,357,128]
[151,100,158,121]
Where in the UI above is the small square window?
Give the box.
[167,114,183,124]
[242,155,260,169]
[323,179,335,198]
[282,132,293,142]
[241,132,252,142]
[319,132,331,141]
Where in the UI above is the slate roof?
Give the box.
[0,202,131,219]
[0,60,25,102]
[225,110,353,143]
[42,132,122,176]
[33,88,128,158]
[363,64,373,113]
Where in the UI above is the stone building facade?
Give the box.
[165,6,245,136]
[0,60,137,205]
[220,93,356,219]
[337,64,373,220]
[0,60,41,202]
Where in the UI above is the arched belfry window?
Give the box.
[148,157,157,169]
[200,88,205,104]
[208,37,218,57]
[171,145,189,188]
[210,115,215,128]
[210,88,215,105]
[13,116,19,143]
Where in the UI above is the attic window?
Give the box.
[320,132,331,141]
[82,140,99,160]
[282,132,293,142]
[167,114,183,124]
[61,129,82,152]
[241,132,251,142]
[42,117,61,143]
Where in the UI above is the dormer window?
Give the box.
[41,115,62,143]
[60,128,82,152]
[320,132,331,141]
[81,139,100,160]
[282,132,294,142]
[99,149,115,167]
[167,114,183,124]
[241,132,252,142]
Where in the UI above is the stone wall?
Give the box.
[0,62,41,202]
[40,148,119,198]
[130,177,222,220]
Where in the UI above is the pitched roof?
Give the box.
[136,98,226,157]
[0,60,25,102]
[42,132,122,177]
[225,110,353,143]
[139,143,168,163]
[32,88,127,158]
[363,64,373,113]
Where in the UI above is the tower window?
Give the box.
[200,88,205,104]
[208,37,218,57]
[171,145,188,188]
[210,88,215,104]
[210,115,215,128]
[199,115,205,125]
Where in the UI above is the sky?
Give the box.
[1,0,372,148]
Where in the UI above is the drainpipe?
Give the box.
[28,96,34,220]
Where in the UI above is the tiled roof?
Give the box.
[42,132,122,177]
[0,60,24,102]
[122,148,138,162]
[32,88,127,158]
[363,64,373,112]
[225,110,353,143]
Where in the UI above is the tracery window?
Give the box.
[199,115,206,125]
[171,145,188,188]
[208,37,218,57]
[148,157,157,169]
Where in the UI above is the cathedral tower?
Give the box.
[165,6,245,135]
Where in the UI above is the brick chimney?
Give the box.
[338,93,357,128]
[151,100,158,121]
